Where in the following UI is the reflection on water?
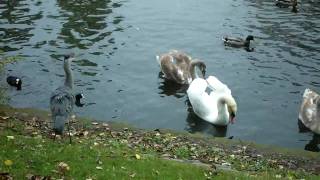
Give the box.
[57,0,122,50]
[0,0,42,51]
[1,0,320,149]
[185,111,228,137]
[304,134,320,152]
[158,72,188,98]
[298,120,320,152]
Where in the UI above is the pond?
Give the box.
[1,0,320,150]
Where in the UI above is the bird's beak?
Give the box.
[229,112,236,124]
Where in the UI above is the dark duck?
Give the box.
[75,93,85,107]
[275,0,298,12]
[7,76,22,90]
[223,35,254,51]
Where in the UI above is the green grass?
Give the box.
[0,105,319,179]
[0,129,212,179]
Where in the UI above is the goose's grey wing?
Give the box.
[50,87,74,133]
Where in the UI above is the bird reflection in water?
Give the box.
[158,72,188,98]
[298,120,320,152]
[185,105,228,137]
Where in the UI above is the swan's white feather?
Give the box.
[187,76,235,126]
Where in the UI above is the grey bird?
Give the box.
[50,53,75,143]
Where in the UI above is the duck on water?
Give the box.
[7,76,22,90]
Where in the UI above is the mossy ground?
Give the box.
[0,105,319,179]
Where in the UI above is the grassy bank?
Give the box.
[0,105,319,179]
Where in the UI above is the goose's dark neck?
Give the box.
[64,60,73,89]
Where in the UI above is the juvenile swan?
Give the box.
[187,76,237,126]
[156,50,206,84]
[50,54,75,143]
[299,88,320,134]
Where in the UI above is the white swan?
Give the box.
[299,88,320,134]
[187,76,237,126]
[156,50,206,84]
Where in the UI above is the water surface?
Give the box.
[1,0,320,149]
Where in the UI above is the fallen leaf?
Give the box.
[26,174,51,180]
[135,154,141,160]
[96,166,103,170]
[57,162,70,174]
[102,123,109,127]
[4,160,13,166]
[6,136,14,140]
[129,173,136,178]
[0,172,13,180]
[83,131,89,137]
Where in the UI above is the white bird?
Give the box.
[156,50,206,84]
[299,88,320,134]
[187,76,237,126]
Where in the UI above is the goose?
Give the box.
[187,76,237,126]
[7,76,22,90]
[223,35,254,49]
[298,88,320,134]
[275,0,298,12]
[156,50,206,84]
[50,54,75,143]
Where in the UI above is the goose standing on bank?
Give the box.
[50,54,75,143]
[187,76,237,126]
[299,88,320,134]
[156,50,206,84]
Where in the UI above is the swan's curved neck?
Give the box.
[64,60,73,89]
[217,97,228,115]
[189,61,203,80]
[217,96,236,116]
